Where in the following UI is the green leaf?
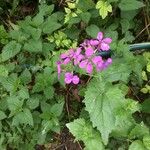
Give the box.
[143,135,150,150]
[80,12,91,24]
[141,98,150,113]
[18,87,29,100]
[1,41,22,62]
[44,86,54,99]
[100,58,132,83]
[39,4,54,16]
[77,0,95,11]
[20,69,31,84]
[84,77,138,145]
[7,96,24,116]
[0,74,20,93]
[12,108,33,126]
[66,118,104,150]
[50,101,64,117]
[86,24,100,38]
[26,95,40,110]
[42,16,62,34]
[119,0,145,11]
[0,111,7,120]
[120,19,130,33]
[24,39,42,52]
[31,13,44,27]
[0,65,8,77]
[129,123,149,139]
[129,140,146,150]
[96,1,112,19]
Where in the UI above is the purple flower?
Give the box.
[92,56,104,71]
[60,49,74,65]
[79,59,93,74]
[90,32,112,51]
[73,48,84,65]
[80,39,90,48]
[64,72,80,84]
[57,61,61,79]
[85,47,94,57]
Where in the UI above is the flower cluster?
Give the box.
[56,32,112,85]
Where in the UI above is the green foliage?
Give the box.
[96,1,112,19]
[119,0,145,11]
[66,118,104,150]
[0,0,149,149]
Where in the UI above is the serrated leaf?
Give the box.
[141,99,150,113]
[77,0,95,11]
[0,74,20,93]
[84,77,137,145]
[96,1,112,19]
[18,87,29,100]
[80,12,91,24]
[0,111,7,120]
[7,96,24,115]
[0,65,8,77]
[39,4,54,16]
[26,95,39,110]
[24,39,42,52]
[12,108,33,126]
[120,19,130,33]
[20,69,31,84]
[86,24,99,38]
[31,13,44,27]
[129,123,149,139]
[44,86,54,99]
[66,118,104,150]
[119,0,145,11]
[42,16,62,34]
[143,135,150,150]
[1,41,22,62]
[50,101,64,117]
[100,58,132,83]
[129,140,146,150]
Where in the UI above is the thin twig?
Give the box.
[135,23,150,39]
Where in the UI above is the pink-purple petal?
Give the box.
[97,32,103,41]
[60,53,68,59]
[102,38,112,44]
[86,62,93,74]
[92,56,102,65]
[85,47,94,57]
[100,42,110,51]
[90,40,99,46]
[79,59,88,68]
[72,75,80,84]
[63,58,71,64]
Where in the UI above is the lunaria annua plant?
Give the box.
[57,32,112,84]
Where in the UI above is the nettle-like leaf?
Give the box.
[129,123,149,139]
[12,108,34,126]
[40,101,64,134]
[0,65,8,77]
[66,118,104,150]
[119,0,145,11]
[7,96,24,116]
[86,24,100,38]
[0,111,7,120]
[84,77,139,145]
[100,58,132,83]
[24,39,42,52]
[96,1,112,19]
[42,15,62,34]
[143,135,150,150]
[1,41,22,62]
[129,140,146,150]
